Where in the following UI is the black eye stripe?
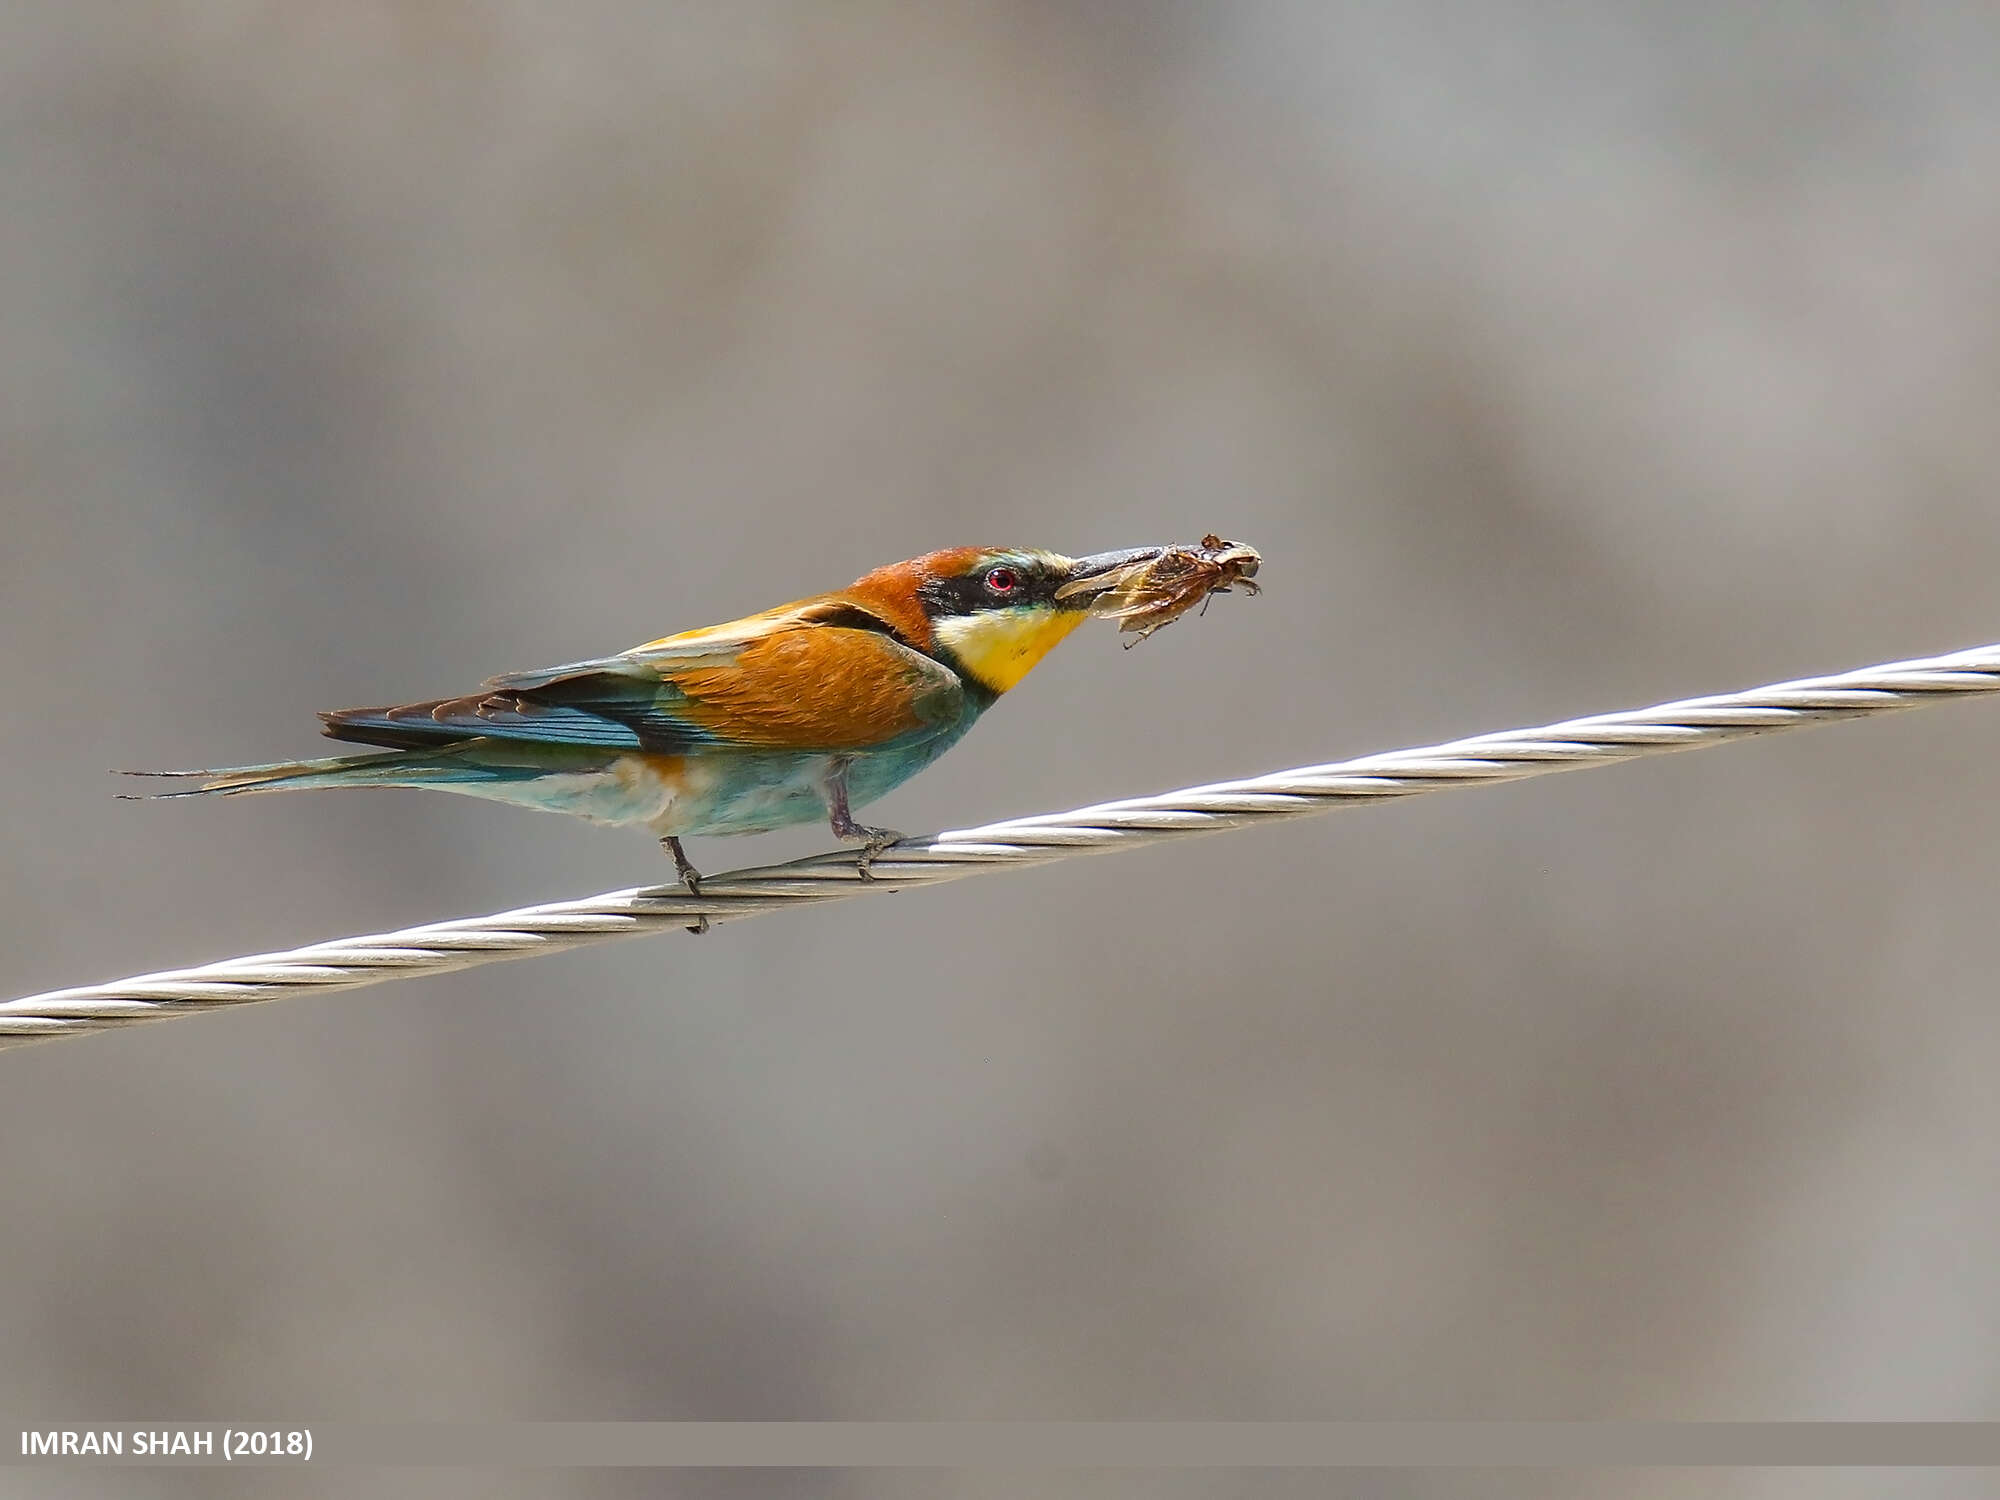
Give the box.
[920,563,1062,617]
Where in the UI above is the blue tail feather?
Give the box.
[117,748,558,799]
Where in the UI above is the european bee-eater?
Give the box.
[131,545,1258,889]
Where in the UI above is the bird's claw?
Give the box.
[838,826,902,881]
[661,836,709,934]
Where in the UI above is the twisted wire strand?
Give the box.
[8,641,2000,1051]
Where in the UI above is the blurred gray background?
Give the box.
[5,3,2000,1497]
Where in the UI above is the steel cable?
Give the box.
[7,641,1999,1051]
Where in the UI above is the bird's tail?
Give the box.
[115,748,533,799]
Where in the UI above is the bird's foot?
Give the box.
[830,820,903,881]
[660,836,709,934]
[822,759,901,881]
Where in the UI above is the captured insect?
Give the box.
[1057,534,1262,645]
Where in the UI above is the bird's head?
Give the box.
[847,547,1171,696]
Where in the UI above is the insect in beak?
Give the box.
[1057,535,1263,645]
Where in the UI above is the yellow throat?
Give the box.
[933,606,1088,694]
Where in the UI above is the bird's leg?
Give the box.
[659,835,709,935]
[660,835,703,895]
[822,759,902,880]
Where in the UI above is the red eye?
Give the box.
[985,567,1019,594]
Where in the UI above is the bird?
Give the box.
[128,546,1223,896]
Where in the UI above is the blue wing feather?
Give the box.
[320,676,723,754]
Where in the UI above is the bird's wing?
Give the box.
[322,602,965,756]
[474,602,814,692]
